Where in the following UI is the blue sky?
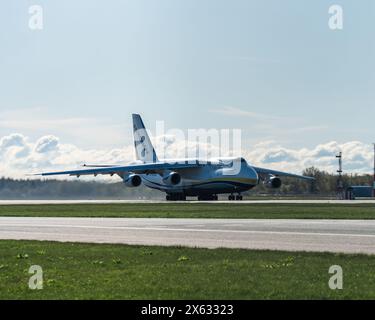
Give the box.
[0,0,374,152]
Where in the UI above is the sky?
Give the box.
[0,0,374,177]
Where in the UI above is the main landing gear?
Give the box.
[165,193,242,201]
[228,194,243,201]
[197,195,218,201]
[166,194,186,201]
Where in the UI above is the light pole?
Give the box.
[336,152,344,199]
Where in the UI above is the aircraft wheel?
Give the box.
[198,195,216,201]
[167,194,186,201]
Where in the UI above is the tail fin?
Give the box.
[132,114,158,163]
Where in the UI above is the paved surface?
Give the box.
[1,217,375,254]
[1,200,375,205]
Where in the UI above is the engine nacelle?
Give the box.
[163,172,181,185]
[124,174,142,187]
[264,176,282,189]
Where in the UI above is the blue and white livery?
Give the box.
[34,114,314,201]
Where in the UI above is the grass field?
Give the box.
[0,203,374,219]
[0,240,374,299]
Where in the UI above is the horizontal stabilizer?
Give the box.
[253,166,315,181]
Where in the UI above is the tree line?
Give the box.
[0,167,372,199]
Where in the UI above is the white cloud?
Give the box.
[0,133,27,149]
[0,107,129,148]
[0,133,373,180]
[244,140,374,175]
[34,135,59,153]
[0,133,134,180]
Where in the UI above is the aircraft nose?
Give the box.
[247,165,259,182]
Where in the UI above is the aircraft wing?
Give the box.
[252,166,315,181]
[33,162,203,177]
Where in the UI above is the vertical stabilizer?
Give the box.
[132,114,158,163]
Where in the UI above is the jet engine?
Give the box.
[163,172,181,185]
[264,176,282,189]
[124,174,142,187]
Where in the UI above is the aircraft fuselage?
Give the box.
[141,157,258,196]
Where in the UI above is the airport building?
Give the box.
[346,186,373,200]
[342,144,375,200]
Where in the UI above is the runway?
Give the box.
[1,217,375,254]
[1,199,375,205]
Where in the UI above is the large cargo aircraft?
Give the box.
[35,114,314,201]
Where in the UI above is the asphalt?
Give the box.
[1,217,375,254]
[0,200,375,205]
